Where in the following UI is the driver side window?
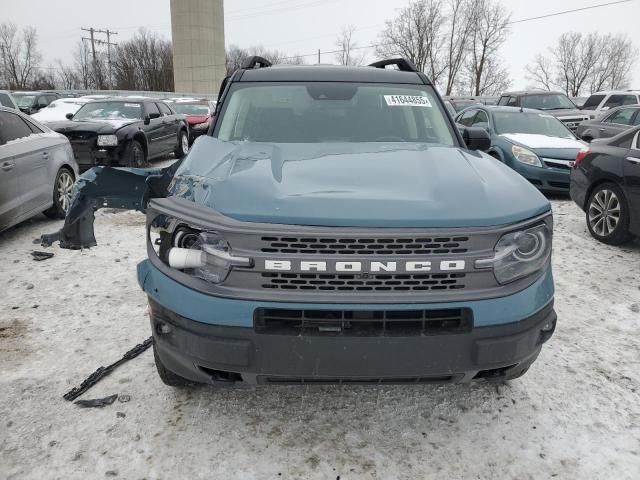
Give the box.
[457,109,477,127]
[146,102,161,118]
[471,110,489,131]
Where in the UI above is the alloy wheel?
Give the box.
[181,132,189,155]
[588,189,620,237]
[56,171,74,213]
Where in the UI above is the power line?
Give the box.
[507,0,633,25]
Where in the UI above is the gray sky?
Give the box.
[2,0,639,92]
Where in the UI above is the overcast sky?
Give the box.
[2,0,639,93]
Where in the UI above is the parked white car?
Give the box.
[31,98,89,124]
[581,90,640,118]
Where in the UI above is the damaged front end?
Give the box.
[38,162,181,249]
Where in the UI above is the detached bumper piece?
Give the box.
[150,298,556,385]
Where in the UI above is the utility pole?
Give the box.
[95,29,117,89]
[318,49,321,64]
[81,27,117,89]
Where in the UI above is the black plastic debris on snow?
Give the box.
[31,251,54,261]
[74,394,118,408]
[63,337,153,402]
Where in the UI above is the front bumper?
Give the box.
[513,163,570,193]
[139,260,556,385]
[72,145,125,171]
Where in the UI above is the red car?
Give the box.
[171,100,213,144]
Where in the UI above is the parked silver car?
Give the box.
[0,106,79,232]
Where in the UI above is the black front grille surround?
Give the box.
[261,272,466,291]
[260,235,469,255]
[254,307,473,336]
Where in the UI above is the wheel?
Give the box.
[125,139,147,168]
[43,167,75,219]
[153,343,195,387]
[586,182,632,245]
[174,130,189,158]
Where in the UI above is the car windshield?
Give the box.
[13,94,36,107]
[73,101,143,121]
[581,94,606,110]
[216,82,455,145]
[520,94,576,110]
[494,111,575,138]
[173,103,210,115]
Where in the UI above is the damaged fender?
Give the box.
[38,162,180,249]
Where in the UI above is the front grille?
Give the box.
[543,158,573,170]
[261,272,466,291]
[254,307,472,336]
[259,375,455,384]
[260,235,469,255]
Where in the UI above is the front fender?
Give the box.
[38,161,181,249]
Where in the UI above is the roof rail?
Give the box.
[369,58,418,73]
[241,56,273,70]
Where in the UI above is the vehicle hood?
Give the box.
[500,133,585,160]
[186,114,209,125]
[544,109,589,120]
[49,119,137,134]
[168,137,550,228]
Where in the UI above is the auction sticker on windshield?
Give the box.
[384,95,432,107]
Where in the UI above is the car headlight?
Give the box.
[475,223,552,284]
[512,145,542,167]
[97,134,118,147]
[192,121,209,130]
[149,216,251,284]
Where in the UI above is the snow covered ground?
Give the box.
[1,198,639,480]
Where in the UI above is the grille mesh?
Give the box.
[260,236,469,255]
[261,272,466,291]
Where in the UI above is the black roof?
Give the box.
[239,64,426,85]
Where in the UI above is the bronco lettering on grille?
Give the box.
[264,260,466,273]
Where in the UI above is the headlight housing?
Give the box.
[512,145,542,167]
[192,121,210,131]
[476,223,552,284]
[97,134,118,147]
[149,216,251,284]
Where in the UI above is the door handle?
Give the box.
[626,157,640,164]
[1,161,14,172]
[42,151,49,157]
[599,128,606,131]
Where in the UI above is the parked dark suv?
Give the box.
[497,91,591,132]
[12,91,61,115]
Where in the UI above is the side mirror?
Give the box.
[65,112,74,120]
[149,112,161,120]
[143,114,151,125]
[460,126,491,151]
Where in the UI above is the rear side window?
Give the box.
[0,93,13,107]
[632,109,640,126]
[146,102,160,116]
[506,96,517,107]
[0,111,35,145]
[582,94,605,110]
[604,108,636,125]
[158,102,173,115]
[603,95,637,109]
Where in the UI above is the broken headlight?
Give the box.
[149,215,251,284]
[475,223,552,284]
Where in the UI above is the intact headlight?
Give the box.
[512,145,542,167]
[149,216,251,284]
[97,134,118,147]
[475,223,552,284]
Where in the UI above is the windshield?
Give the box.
[73,102,143,121]
[173,103,210,115]
[14,94,36,108]
[215,82,455,145]
[494,111,575,138]
[581,94,606,110]
[520,94,576,110]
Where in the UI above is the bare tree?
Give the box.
[466,0,510,96]
[31,68,57,90]
[112,29,173,91]
[226,45,303,75]
[225,44,248,76]
[443,0,474,95]
[525,54,555,91]
[375,0,447,84]
[589,34,637,92]
[74,41,93,89]
[0,22,42,89]
[552,32,603,97]
[335,25,364,66]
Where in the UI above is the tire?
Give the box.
[174,129,189,159]
[586,182,633,245]
[125,139,147,168]
[43,167,75,219]
[153,343,196,387]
